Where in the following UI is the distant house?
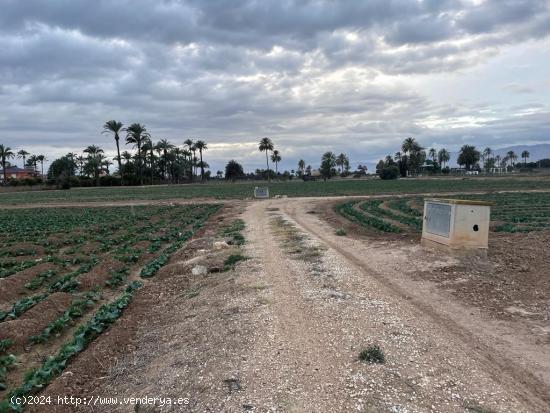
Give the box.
[0,167,38,182]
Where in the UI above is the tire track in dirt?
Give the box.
[238,201,353,412]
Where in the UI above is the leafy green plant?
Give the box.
[0,354,17,391]
[335,228,347,236]
[0,260,39,279]
[105,268,129,288]
[224,254,247,271]
[29,292,101,345]
[0,293,49,322]
[359,345,385,364]
[24,269,58,290]
[0,340,12,354]
[220,219,246,245]
[1,282,142,412]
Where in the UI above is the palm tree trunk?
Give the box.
[200,150,204,181]
[115,137,123,185]
[2,158,6,184]
[150,148,154,185]
[265,151,270,182]
[138,143,143,185]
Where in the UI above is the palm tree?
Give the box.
[156,139,174,181]
[271,150,282,174]
[195,140,208,181]
[0,145,15,183]
[457,145,480,171]
[36,155,47,177]
[121,151,132,164]
[184,139,194,179]
[506,150,517,167]
[143,138,156,185]
[521,150,530,165]
[428,148,436,163]
[102,120,124,184]
[335,153,346,174]
[401,137,416,154]
[437,148,450,168]
[401,137,423,175]
[298,159,305,175]
[125,123,150,185]
[84,145,104,185]
[27,155,39,173]
[259,137,274,181]
[495,155,502,168]
[482,147,492,165]
[65,152,77,177]
[76,155,85,176]
[17,150,30,169]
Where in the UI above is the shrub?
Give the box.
[378,165,399,180]
[224,254,247,270]
[335,228,347,236]
[359,345,385,363]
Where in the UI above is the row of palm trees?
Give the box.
[0,144,47,183]
[258,137,283,181]
[385,139,531,175]
[480,147,530,169]
[102,121,209,185]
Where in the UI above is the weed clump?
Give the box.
[224,254,247,271]
[335,228,347,236]
[359,345,385,364]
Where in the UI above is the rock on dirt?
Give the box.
[191,265,208,276]
[213,241,230,250]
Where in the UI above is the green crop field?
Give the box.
[335,192,550,234]
[1,177,550,205]
[0,204,220,411]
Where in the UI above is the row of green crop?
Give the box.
[29,292,101,345]
[0,259,99,322]
[359,200,422,231]
[335,202,402,233]
[386,198,423,218]
[0,281,142,412]
[0,340,15,391]
[140,205,222,278]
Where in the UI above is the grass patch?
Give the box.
[220,219,246,245]
[464,403,497,413]
[359,345,385,364]
[335,228,347,236]
[224,254,247,271]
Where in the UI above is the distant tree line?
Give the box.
[2,129,547,188]
[374,138,536,180]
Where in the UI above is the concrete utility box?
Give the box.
[254,187,269,199]
[421,198,492,253]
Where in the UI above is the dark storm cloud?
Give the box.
[1,0,550,172]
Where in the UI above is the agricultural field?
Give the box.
[1,176,550,205]
[0,204,221,411]
[335,191,550,234]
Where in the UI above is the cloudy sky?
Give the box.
[2,0,550,172]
